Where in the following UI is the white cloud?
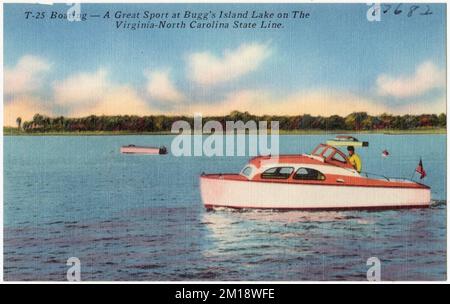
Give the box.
[145,70,185,103]
[52,68,157,117]
[167,89,391,116]
[69,85,157,117]
[376,61,445,98]
[3,97,53,127]
[4,55,51,95]
[392,96,446,115]
[53,69,109,106]
[182,89,445,116]
[276,90,390,116]
[188,42,271,86]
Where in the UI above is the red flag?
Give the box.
[416,159,426,179]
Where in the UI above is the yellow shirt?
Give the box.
[349,153,362,172]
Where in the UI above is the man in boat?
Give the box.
[347,146,362,172]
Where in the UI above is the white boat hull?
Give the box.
[200,177,431,210]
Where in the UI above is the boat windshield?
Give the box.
[312,144,327,156]
[311,144,349,164]
[323,148,335,159]
[241,166,253,178]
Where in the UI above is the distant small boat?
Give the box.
[120,145,167,155]
[326,136,369,147]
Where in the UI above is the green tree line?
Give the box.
[20,111,446,133]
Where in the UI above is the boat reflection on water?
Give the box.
[200,207,377,254]
[203,208,351,224]
[199,207,384,280]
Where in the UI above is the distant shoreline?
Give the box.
[2,127,446,136]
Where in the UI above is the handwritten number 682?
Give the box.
[381,4,433,17]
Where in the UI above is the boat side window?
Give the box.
[261,167,294,179]
[293,167,326,181]
[241,166,253,177]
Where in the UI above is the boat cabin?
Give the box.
[241,144,358,181]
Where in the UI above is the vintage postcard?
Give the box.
[1,1,447,286]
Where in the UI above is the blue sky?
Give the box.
[3,3,447,125]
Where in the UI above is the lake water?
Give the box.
[3,134,446,281]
